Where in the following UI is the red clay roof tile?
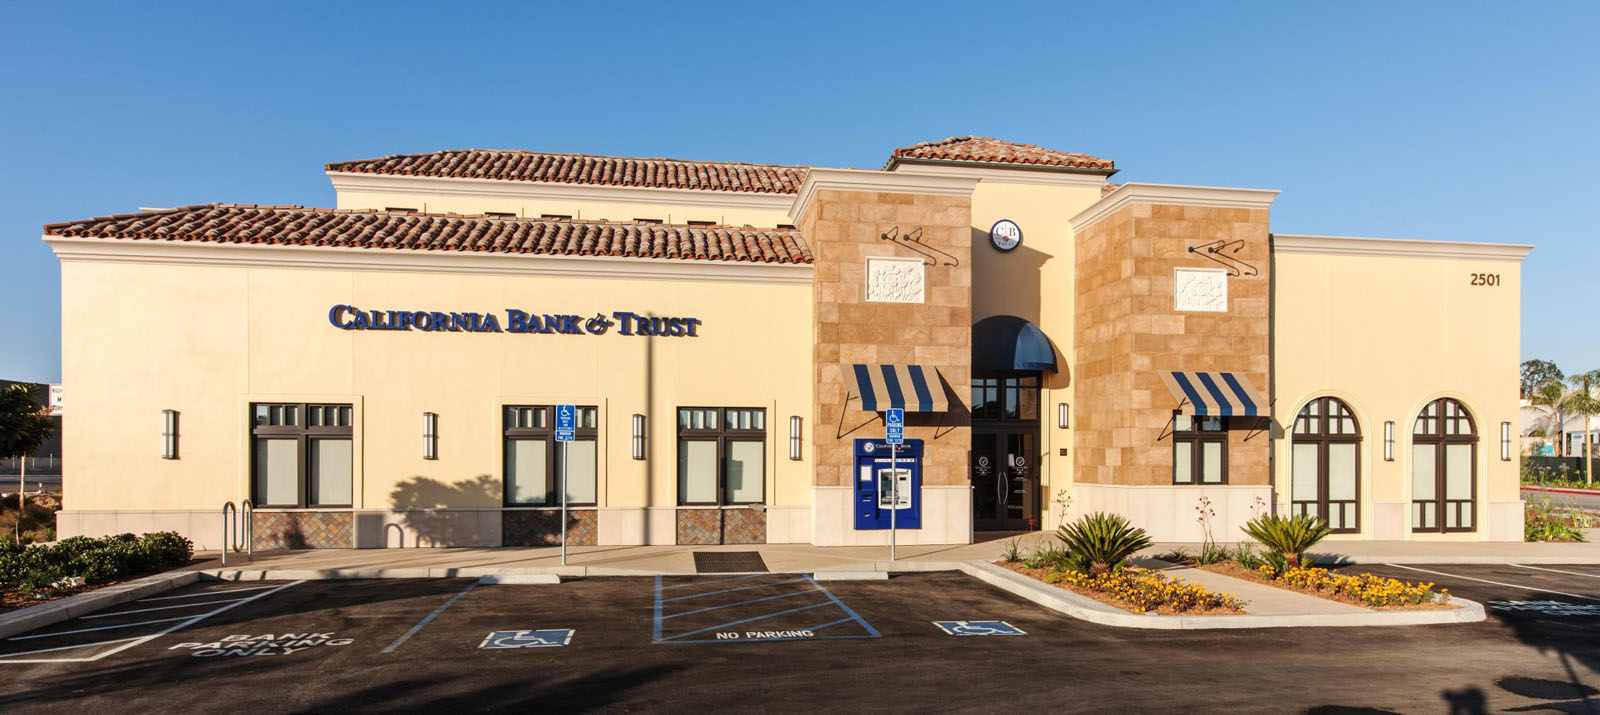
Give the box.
[326,149,809,195]
[887,136,1115,172]
[44,204,813,265]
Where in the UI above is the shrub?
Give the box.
[0,531,193,599]
[1056,512,1153,574]
[1260,565,1449,608]
[1524,497,1592,542]
[1231,543,1265,571]
[1241,513,1329,568]
[1054,567,1244,613]
[999,539,1024,564]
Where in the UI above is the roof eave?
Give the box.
[883,156,1118,177]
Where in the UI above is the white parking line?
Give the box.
[138,584,281,602]
[81,598,248,619]
[1382,564,1600,603]
[0,580,303,664]
[9,616,193,641]
[381,582,479,654]
[1511,564,1600,581]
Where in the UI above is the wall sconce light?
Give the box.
[161,409,179,460]
[1501,421,1512,461]
[1057,403,1070,429]
[789,416,803,461]
[422,412,438,460]
[1383,421,1395,461]
[631,414,646,460]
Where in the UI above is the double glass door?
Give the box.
[971,429,1037,531]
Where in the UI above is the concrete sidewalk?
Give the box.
[189,528,1600,579]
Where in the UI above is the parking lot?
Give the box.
[0,566,1596,712]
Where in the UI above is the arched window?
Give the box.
[1412,398,1477,533]
[1290,397,1360,533]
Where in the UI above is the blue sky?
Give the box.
[3,1,1597,382]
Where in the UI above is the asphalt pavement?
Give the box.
[0,568,1597,713]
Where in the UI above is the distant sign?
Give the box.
[480,629,575,649]
[555,405,576,443]
[885,408,904,446]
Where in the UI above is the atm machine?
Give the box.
[852,438,922,530]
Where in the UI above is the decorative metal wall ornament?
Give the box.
[879,226,959,267]
[1187,239,1258,276]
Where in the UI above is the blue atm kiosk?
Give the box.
[852,438,922,530]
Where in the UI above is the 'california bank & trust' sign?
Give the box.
[327,305,701,337]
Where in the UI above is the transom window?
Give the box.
[503,405,598,506]
[1172,414,1227,485]
[1412,398,1477,533]
[250,403,353,508]
[677,407,766,505]
[971,375,1039,422]
[1290,397,1361,533]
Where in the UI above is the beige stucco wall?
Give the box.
[965,178,1104,529]
[57,251,814,545]
[1271,236,1530,541]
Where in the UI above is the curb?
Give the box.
[0,570,200,640]
[958,561,1486,630]
[1324,555,1600,565]
[1521,485,1600,497]
[196,560,975,581]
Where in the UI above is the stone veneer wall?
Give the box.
[1074,202,1272,488]
[502,509,598,547]
[802,188,974,489]
[675,508,766,545]
[251,511,353,550]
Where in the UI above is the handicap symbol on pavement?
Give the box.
[932,620,1026,636]
[479,629,575,649]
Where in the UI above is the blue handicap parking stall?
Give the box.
[932,621,1026,636]
[480,629,575,649]
[652,574,880,644]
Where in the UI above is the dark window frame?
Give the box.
[1290,397,1362,534]
[970,374,1041,423]
[1411,398,1478,533]
[1171,414,1229,485]
[676,407,767,506]
[501,405,599,507]
[249,402,354,508]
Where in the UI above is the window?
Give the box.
[484,211,517,218]
[1172,414,1227,484]
[677,407,766,505]
[687,220,717,227]
[633,218,663,225]
[250,403,353,507]
[776,224,796,230]
[384,207,419,213]
[1290,397,1360,533]
[1412,398,1477,533]
[970,375,1040,422]
[540,214,573,220]
[503,405,598,506]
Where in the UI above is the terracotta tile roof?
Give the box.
[44,204,813,265]
[326,149,809,195]
[886,136,1115,172]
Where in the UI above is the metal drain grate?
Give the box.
[692,551,769,574]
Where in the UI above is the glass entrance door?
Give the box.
[972,428,1036,531]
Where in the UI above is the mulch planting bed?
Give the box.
[1197,561,1457,611]
[1000,562,1245,616]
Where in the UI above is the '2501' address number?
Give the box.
[1469,273,1501,286]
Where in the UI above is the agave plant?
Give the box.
[1241,512,1329,568]
[1056,512,1153,574]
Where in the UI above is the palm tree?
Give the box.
[1530,378,1579,457]
[1568,371,1600,485]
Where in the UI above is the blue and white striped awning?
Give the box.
[847,364,949,413]
[1160,371,1268,417]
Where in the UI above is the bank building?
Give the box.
[42,137,1531,550]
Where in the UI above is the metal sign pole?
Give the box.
[560,440,568,567]
[889,441,897,562]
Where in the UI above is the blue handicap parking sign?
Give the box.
[885,408,904,445]
[479,629,575,649]
[555,404,576,442]
[932,620,1026,636]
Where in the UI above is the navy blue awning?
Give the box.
[1160,371,1269,417]
[972,315,1058,373]
[846,364,949,412]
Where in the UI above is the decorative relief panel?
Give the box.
[1173,268,1228,312]
[865,257,926,304]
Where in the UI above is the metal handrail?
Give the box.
[221,501,236,567]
